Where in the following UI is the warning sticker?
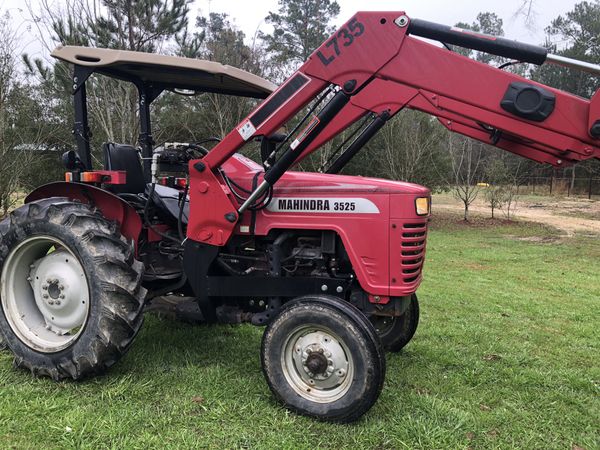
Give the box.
[237,120,256,141]
[290,116,320,150]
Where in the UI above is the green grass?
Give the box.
[1,214,598,449]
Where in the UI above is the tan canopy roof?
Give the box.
[52,46,276,99]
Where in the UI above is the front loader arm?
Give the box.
[188,11,600,246]
[297,21,600,167]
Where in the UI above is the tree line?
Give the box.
[0,0,599,219]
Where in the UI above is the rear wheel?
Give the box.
[261,295,385,422]
[370,294,419,352]
[0,198,145,380]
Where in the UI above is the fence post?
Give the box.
[549,172,554,195]
[589,175,593,200]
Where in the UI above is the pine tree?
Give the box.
[260,0,340,75]
[94,0,192,51]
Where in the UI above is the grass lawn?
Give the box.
[0,212,598,449]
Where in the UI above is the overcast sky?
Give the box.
[3,0,579,62]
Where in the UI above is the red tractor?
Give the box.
[1,12,599,422]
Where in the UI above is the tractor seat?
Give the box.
[103,143,146,194]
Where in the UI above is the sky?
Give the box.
[2,0,580,62]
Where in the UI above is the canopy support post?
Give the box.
[72,65,94,170]
[136,83,163,182]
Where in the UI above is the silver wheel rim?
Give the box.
[282,324,354,403]
[1,235,90,353]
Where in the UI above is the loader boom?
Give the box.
[188,11,600,247]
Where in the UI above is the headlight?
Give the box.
[415,197,430,216]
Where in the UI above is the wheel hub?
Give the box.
[288,328,350,397]
[28,250,89,336]
[47,280,61,300]
[1,236,91,352]
[305,352,328,375]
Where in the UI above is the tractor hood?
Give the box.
[225,154,429,196]
[275,171,429,195]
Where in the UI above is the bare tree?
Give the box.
[483,156,510,219]
[502,160,524,220]
[379,111,442,183]
[447,135,483,221]
[484,185,507,219]
[514,0,538,30]
[0,13,35,216]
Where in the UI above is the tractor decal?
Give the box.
[267,197,379,213]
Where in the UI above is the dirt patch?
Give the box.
[429,213,521,230]
[433,194,600,237]
[508,235,561,244]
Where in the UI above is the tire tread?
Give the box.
[0,198,145,380]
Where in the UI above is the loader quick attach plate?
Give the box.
[186,160,238,246]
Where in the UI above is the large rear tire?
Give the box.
[0,198,145,380]
[261,295,385,423]
[370,294,419,352]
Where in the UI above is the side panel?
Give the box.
[25,182,143,248]
[249,192,392,297]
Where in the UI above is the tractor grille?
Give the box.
[399,222,428,283]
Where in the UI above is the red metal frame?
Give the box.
[187,11,600,248]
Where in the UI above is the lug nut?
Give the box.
[48,300,54,305]
[46,278,52,284]
[26,276,32,282]
[42,284,48,290]
[59,294,65,299]
[59,285,64,291]
[55,301,61,306]
[42,294,49,299]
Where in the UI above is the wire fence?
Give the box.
[517,176,600,199]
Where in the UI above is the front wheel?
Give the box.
[261,295,385,423]
[370,294,420,352]
[0,198,146,380]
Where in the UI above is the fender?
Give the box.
[25,182,143,249]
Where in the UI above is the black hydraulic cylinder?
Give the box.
[264,90,350,185]
[326,111,389,174]
[408,18,548,65]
